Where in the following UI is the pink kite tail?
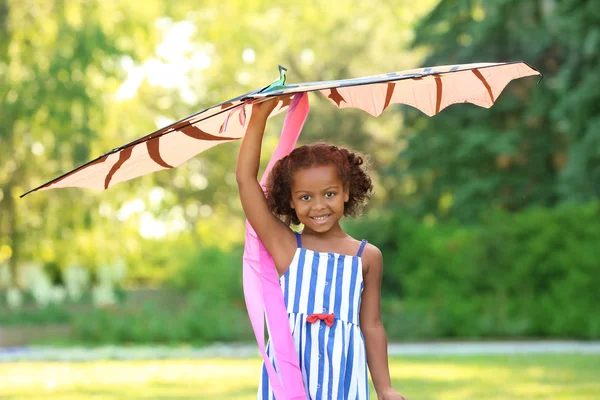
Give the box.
[243,92,310,400]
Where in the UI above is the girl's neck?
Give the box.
[301,222,347,239]
[299,223,361,256]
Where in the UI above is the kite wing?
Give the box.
[269,61,541,117]
[21,61,540,197]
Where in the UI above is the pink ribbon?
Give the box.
[243,92,310,400]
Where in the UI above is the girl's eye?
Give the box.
[300,195,311,201]
[325,192,336,198]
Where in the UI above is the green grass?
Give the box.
[1,354,598,399]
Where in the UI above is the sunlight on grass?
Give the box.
[0,355,598,399]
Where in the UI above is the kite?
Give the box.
[22,62,542,400]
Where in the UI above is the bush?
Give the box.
[7,205,599,344]
[72,294,253,344]
[477,203,600,339]
[169,244,245,303]
[0,304,72,326]
[71,244,252,344]
[346,202,600,340]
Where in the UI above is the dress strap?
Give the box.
[295,232,302,248]
[357,239,368,257]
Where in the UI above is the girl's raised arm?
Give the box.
[235,99,297,274]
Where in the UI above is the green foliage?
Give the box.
[3,0,598,344]
[0,242,251,344]
[1,0,438,288]
[6,204,599,343]
[72,294,252,345]
[72,244,251,344]
[347,203,600,339]
[0,304,71,326]
[169,244,244,298]
[477,203,600,338]
[392,0,600,222]
[0,0,177,282]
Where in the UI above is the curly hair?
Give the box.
[266,143,373,226]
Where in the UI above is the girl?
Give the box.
[236,98,407,400]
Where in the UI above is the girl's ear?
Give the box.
[344,185,350,203]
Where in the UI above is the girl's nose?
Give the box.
[313,200,326,210]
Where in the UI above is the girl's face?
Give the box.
[289,165,349,233]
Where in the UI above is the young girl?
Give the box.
[236,99,407,400]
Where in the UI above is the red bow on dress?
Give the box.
[306,313,335,327]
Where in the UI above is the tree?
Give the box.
[391,0,600,222]
[0,0,169,283]
[1,0,439,285]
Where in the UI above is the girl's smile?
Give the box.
[311,214,331,224]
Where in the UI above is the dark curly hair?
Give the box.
[266,142,373,225]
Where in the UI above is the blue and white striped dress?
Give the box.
[258,233,370,399]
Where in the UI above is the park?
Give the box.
[1,0,599,399]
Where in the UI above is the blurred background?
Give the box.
[1,0,599,399]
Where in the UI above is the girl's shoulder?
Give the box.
[360,242,382,261]
[356,241,383,276]
[340,233,381,260]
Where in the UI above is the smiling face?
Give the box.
[290,165,349,233]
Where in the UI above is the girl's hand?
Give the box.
[379,387,408,400]
[251,97,280,119]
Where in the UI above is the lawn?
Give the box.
[1,354,598,399]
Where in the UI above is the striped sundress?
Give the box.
[258,232,370,399]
